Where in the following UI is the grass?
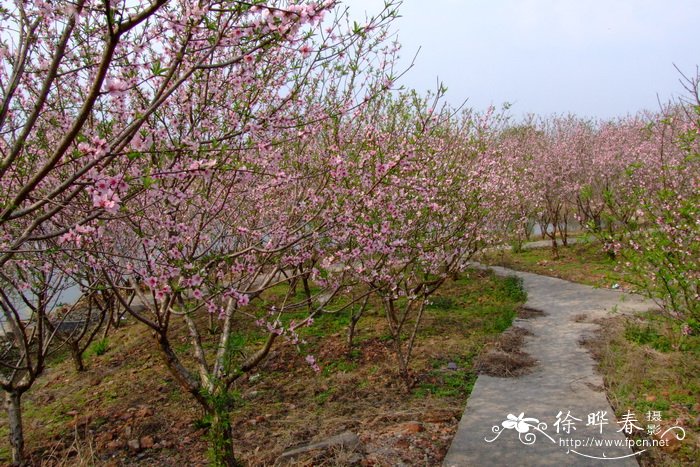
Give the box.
[0,269,526,465]
[481,239,631,289]
[88,338,109,357]
[584,312,700,465]
[411,271,525,399]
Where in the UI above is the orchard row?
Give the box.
[0,1,697,465]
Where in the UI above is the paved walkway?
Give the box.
[444,266,657,466]
[521,237,581,250]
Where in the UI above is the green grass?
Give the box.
[314,387,334,405]
[415,354,479,398]
[483,240,629,288]
[414,270,526,398]
[589,312,700,464]
[88,337,110,357]
[624,322,672,352]
[427,296,457,310]
[322,358,358,377]
[300,310,351,338]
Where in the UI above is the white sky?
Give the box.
[344,0,700,119]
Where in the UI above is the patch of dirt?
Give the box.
[495,326,532,353]
[474,349,536,377]
[474,327,536,377]
[585,382,605,392]
[517,306,546,319]
[572,313,588,323]
[5,318,468,467]
[578,318,609,360]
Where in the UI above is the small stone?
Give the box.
[276,431,360,464]
[66,410,79,417]
[645,394,657,402]
[394,438,410,449]
[136,406,154,418]
[140,435,155,449]
[95,432,114,449]
[654,428,681,453]
[106,439,125,450]
[402,422,424,434]
[127,439,141,451]
[446,362,458,371]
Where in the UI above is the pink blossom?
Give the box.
[305,355,321,373]
[105,78,128,95]
[300,44,313,58]
[237,293,250,306]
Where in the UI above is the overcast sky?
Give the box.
[344,0,700,120]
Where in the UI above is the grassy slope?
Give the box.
[481,239,631,289]
[586,314,700,465]
[0,269,526,466]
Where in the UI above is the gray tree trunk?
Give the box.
[5,390,24,466]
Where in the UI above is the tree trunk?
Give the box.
[302,273,312,313]
[347,295,370,351]
[208,313,219,335]
[5,391,25,466]
[347,316,359,350]
[593,214,602,233]
[550,236,559,259]
[561,234,568,247]
[393,338,414,390]
[208,407,239,467]
[559,218,569,247]
[69,341,85,372]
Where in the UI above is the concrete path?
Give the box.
[522,237,581,250]
[444,266,657,466]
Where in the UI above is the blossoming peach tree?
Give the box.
[495,92,699,328]
[0,0,404,464]
[596,101,700,326]
[320,92,507,386]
